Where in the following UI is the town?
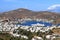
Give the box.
[0,18,60,40]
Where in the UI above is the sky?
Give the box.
[0,0,60,12]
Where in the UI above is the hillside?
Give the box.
[0,8,60,24]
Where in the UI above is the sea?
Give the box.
[18,20,53,27]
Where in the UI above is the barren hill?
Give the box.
[0,8,60,24]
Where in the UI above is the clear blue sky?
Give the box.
[0,0,60,12]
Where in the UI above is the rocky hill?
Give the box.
[0,8,60,24]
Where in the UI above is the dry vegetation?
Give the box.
[52,28,60,34]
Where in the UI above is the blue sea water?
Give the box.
[19,20,52,27]
[57,24,60,26]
